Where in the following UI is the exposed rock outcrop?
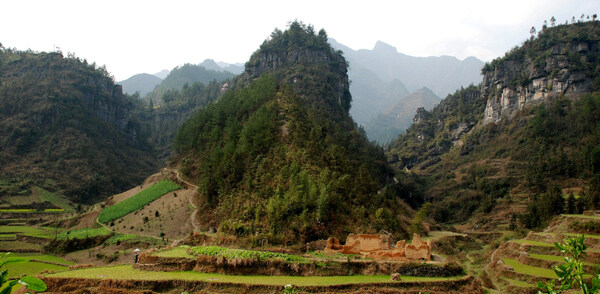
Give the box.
[482,23,600,124]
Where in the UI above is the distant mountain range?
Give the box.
[329,39,483,129]
[118,60,242,97]
[119,41,483,145]
[364,87,440,144]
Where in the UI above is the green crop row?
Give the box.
[188,246,306,262]
[98,179,180,223]
[56,227,112,240]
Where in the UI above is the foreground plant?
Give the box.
[282,284,298,294]
[0,252,47,293]
[537,235,600,294]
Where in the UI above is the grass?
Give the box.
[421,231,466,241]
[503,277,536,288]
[0,225,63,239]
[153,246,195,258]
[0,209,36,213]
[528,253,597,266]
[0,234,16,240]
[3,260,68,279]
[14,254,75,265]
[46,265,465,286]
[502,258,557,279]
[0,240,42,251]
[98,179,180,224]
[562,214,600,220]
[534,232,600,240]
[35,186,75,212]
[56,227,112,240]
[512,239,555,247]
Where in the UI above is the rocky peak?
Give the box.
[481,22,600,124]
[241,21,352,116]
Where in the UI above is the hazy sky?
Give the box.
[2,0,598,81]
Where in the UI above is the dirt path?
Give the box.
[171,168,200,246]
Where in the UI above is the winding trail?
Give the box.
[92,168,201,246]
[171,168,200,246]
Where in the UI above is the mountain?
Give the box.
[0,48,158,203]
[329,39,483,126]
[364,87,440,144]
[144,63,234,104]
[199,59,244,75]
[118,73,162,97]
[174,22,410,242]
[153,69,170,79]
[135,79,225,160]
[387,21,600,227]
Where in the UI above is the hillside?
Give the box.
[118,73,162,97]
[135,79,225,159]
[0,48,158,203]
[144,64,234,104]
[174,22,408,243]
[329,39,483,126]
[387,21,600,226]
[364,87,440,144]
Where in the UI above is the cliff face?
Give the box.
[0,50,158,202]
[242,24,352,117]
[482,22,600,124]
[388,85,484,170]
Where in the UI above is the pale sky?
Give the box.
[2,0,598,81]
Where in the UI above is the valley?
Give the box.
[2,16,600,294]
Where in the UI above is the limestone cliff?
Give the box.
[0,49,158,202]
[482,22,600,124]
[241,22,352,118]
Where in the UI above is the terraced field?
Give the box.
[487,213,600,292]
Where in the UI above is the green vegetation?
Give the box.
[504,277,536,288]
[153,246,195,258]
[513,239,556,248]
[46,264,464,286]
[13,254,74,266]
[0,252,47,293]
[188,246,306,262]
[387,21,600,226]
[174,21,401,243]
[0,241,42,251]
[0,48,158,203]
[136,72,226,158]
[98,179,180,223]
[56,227,112,240]
[502,258,557,279]
[538,235,600,294]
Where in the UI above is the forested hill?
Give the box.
[387,20,600,228]
[174,22,411,242]
[0,48,158,203]
[144,64,234,105]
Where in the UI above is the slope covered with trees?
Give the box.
[0,48,158,203]
[174,22,409,243]
[387,20,600,227]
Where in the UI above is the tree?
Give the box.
[1,252,47,293]
[551,16,557,27]
[531,26,537,39]
[593,14,597,21]
[538,235,600,294]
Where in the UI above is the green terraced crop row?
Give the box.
[46,265,465,286]
[502,258,557,279]
[188,245,306,262]
[56,227,112,240]
[98,180,180,224]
